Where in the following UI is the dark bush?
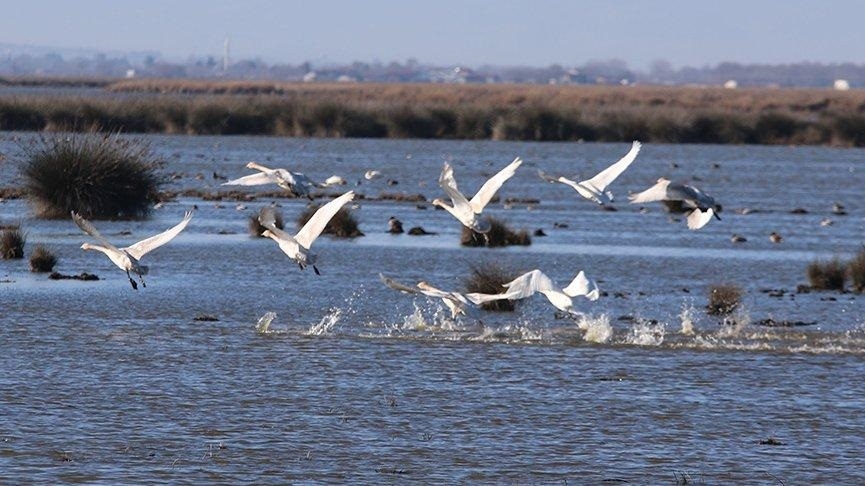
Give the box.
[297,205,364,238]
[22,133,161,219]
[1,227,25,259]
[807,257,847,291]
[464,262,519,312]
[461,216,531,248]
[848,247,865,293]
[707,283,742,316]
[29,244,57,272]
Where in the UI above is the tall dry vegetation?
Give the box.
[3,83,865,145]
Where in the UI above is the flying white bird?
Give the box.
[432,157,523,234]
[72,210,193,289]
[223,161,320,200]
[466,269,599,314]
[628,177,721,230]
[379,273,474,318]
[539,141,641,205]
[258,191,354,275]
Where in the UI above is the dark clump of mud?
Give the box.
[49,272,99,281]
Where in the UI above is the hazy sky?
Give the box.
[3,1,864,69]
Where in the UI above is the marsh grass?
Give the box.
[460,216,531,247]
[28,244,57,272]
[806,257,847,291]
[4,83,865,145]
[248,207,285,237]
[22,133,161,219]
[1,226,25,259]
[464,262,519,312]
[297,204,364,238]
[848,247,865,293]
[706,283,743,316]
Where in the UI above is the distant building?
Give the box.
[834,79,851,90]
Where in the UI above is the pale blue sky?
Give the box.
[2,0,863,68]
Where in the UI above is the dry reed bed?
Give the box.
[2,82,865,144]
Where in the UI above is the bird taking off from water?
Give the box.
[258,191,355,275]
[539,141,641,206]
[466,269,599,315]
[72,210,193,289]
[629,178,721,230]
[223,161,320,200]
[379,273,474,319]
[432,157,523,234]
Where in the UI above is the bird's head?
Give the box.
[80,242,95,251]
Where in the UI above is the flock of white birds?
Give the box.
[71,141,721,320]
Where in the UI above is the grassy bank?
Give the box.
[2,81,865,145]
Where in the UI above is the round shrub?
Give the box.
[22,133,161,219]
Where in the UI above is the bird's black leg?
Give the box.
[313,265,320,276]
[298,262,305,271]
[126,270,138,290]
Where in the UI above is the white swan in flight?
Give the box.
[432,157,523,233]
[466,269,599,314]
[223,161,320,200]
[71,210,193,289]
[628,178,721,230]
[258,191,354,275]
[380,273,473,318]
[539,141,641,205]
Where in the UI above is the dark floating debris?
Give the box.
[49,272,99,281]
[755,318,816,327]
[533,228,547,237]
[758,437,784,446]
[193,314,219,322]
[790,208,808,214]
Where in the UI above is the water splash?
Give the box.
[255,311,277,334]
[575,313,613,344]
[717,304,751,338]
[626,317,666,346]
[679,302,698,335]
[307,307,342,336]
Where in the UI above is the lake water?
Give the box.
[2,133,865,483]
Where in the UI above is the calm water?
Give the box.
[2,133,865,483]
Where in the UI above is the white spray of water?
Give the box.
[716,304,750,338]
[679,302,697,335]
[574,313,614,344]
[627,317,666,346]
[306,307,342,336]
[255,311,277,334]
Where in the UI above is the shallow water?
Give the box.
[2,133,865,482]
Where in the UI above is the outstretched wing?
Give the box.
[71,211,119,251]
[380,273,423,295]
[124,210,193,260]
[562,270,600,301]
[628,178,671,204]
[294,191,354,249]
[469,157,522,213]
[438,162,471,208]
[582,141,641,193]
[686,208,714,230]
[465,269,550,305]
[222,172,277,187]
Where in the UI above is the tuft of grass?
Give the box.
[464,262,519,312]
[22,133,161,220]
[806,257,847,291]
[29,244,57,272]
[848,247,865,293]
[706,283,742,316]
[297,204,364,238]
[1,227,25,259]
[461,216,531,247]
[248,207,284,237]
